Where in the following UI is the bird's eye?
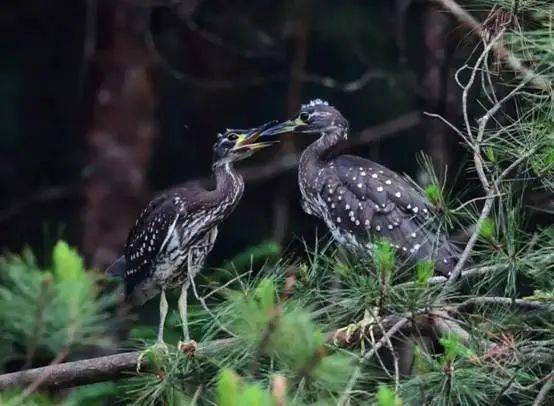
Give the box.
[227,133,239,141]
[299,112,310,122]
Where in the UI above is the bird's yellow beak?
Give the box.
[231,121,280,152]
[256,117,306,138]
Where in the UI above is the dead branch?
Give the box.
[0,338,236,391]
[444,30,533,286]
[455,297,554,312]
[532,370,553,406]
[361,318,410,363]
[432,0,552,93]
[430,310,473,346]
[0,351,140,390]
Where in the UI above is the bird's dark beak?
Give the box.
[257,117,306,137]
[232,121,280,152]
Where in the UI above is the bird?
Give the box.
[106,122,277,347]
[261,99,458,276]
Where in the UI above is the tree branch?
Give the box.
[361,318,410,363]
[0,351,140,390]
[455,297,554,312]
[0,338,237,391]
[432,0,552,93]
[532,371,553,406]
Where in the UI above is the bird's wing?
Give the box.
[123,191,188,296]
[314,155,456,274]
[332,155,433,219]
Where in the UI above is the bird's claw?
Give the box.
[333,308,378,346]
[178,340,198,356]
[136,340,169,373]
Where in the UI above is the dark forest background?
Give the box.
[0,0,531,269]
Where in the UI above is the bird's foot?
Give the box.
[136,340,169,373]
[178,339,198,356]
[333,308,378,346]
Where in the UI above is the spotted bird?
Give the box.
[263,99,458,276]
[106,123,277,345]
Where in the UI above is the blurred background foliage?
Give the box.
[1,0,484,268]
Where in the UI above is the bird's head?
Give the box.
[213,121,279,166]
[261,99,348,138]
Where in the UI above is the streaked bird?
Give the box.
[106,123,277,346]
[263,99,458,276]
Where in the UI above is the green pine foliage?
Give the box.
[376,385,402,406]
[0,241,118,405]
[0,241,116,368]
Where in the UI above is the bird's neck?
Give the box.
[212,161,244,209]
[300,127,345,178]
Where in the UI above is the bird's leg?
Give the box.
[137,289,169,372]
[178,280,191,342]
[178,255,201,355]
[157,289,168,343]
[178,279,198,355]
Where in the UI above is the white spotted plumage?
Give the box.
[294,101,459,276]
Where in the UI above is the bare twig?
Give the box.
[399,251,554,289]
[432,0,552,92]
[361,318,410,363]
[451,193,507,213]
[444,31,534,285]
[455,297,554,312]
[532,371,553,406]
[0,351,139,391]
[423,112,472,145]
[368,308,401,390]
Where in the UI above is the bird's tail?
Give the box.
[105,256,126,278]
[105,256,137,311]
[380,209,460,277]
[432,237,460,277]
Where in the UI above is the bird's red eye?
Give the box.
[227,133,239,141]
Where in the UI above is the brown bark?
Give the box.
[422,5,452,168]
[82,1,158,268]
[271,3,310,245]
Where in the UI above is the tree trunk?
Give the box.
[82,1,158,268]
[422,6,452,168]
